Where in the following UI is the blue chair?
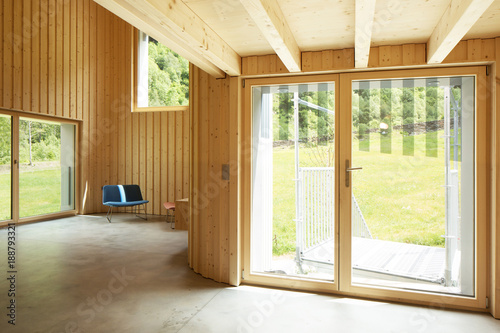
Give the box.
[102,185,149,222]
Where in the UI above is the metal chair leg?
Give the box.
[106,206,113,223]
[165,209,175,229]
[135,204,148,221]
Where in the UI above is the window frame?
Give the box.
[133,29,190,113]
[0,108,80,227]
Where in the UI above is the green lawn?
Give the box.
[272,129,454,256]
[273,147,297,255]
[0,167,61,220]
[352,130,448,247]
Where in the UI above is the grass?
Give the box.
[353,130,448,247]
[273,147,297,255]
[272,129,456,256]
[0,166,61,220]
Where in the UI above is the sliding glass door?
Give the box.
[0,113,76,223]
[245,67,487,308]
[18,118,75,218]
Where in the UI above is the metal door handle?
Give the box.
[345,160,362,187]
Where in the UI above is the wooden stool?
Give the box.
[163,202,175,228]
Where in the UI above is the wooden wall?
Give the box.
[493,38,500,319]
[1,0,189,216]
[242,39,498,76]
[188,66,240,284]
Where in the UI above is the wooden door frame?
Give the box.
[240,66,491,313]
[241,73,341,294]
[0,109,80,227]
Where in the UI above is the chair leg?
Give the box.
[135,204,148,221]
[167,210,175,229]
[106,206,113,223]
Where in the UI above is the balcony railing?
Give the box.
[297,167,372,262]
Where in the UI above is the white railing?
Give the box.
[352,195,372,239]
[298,167,335,253]
[297,167,371,256]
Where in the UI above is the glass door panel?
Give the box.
[350,77,475,296]
[251,82,336,281]
[0,115,12,221]
[19,118,75,218]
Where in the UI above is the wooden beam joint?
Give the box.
[427,0,495,64]
[239,0,301,72]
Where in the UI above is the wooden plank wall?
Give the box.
[241,40,498,76]
[493,38,500,319]
[1,0,189,216]
[189,66,241,284]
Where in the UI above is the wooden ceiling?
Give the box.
[94,0,500,77]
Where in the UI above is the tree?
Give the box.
[148,39,189,107]
[277,93,293,141]
[0,117,11,165]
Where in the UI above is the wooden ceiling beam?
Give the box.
[239,0,301,72]
[94,0,241,78]
[95,0,225,78]
[355,0,377,69]
[427,0,494,64]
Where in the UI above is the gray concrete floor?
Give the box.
[0,214,499,333]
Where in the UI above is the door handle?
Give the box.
[345,160,362,187]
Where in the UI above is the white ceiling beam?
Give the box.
[239,0,301,72]
[427,0,494,64]
[94,0,241,78]
[355,0,377,68]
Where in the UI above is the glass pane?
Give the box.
[0,115,11,220]
[252,82,336,281]
[137,31,189,108]
[351,77,475,296]
[19,118,75,218]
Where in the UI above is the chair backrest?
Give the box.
[103,185,121,203]
[102,185,144,203]
[122,185,144,201]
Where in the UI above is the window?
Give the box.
[135,31,189,111]
[0,112,76,223]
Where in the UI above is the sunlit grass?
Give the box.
[273,147,296,255]
[272,129,455,256]
[0,167,61,220]
[353,129,450,247]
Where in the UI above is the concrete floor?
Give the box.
[0,214,499,333]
